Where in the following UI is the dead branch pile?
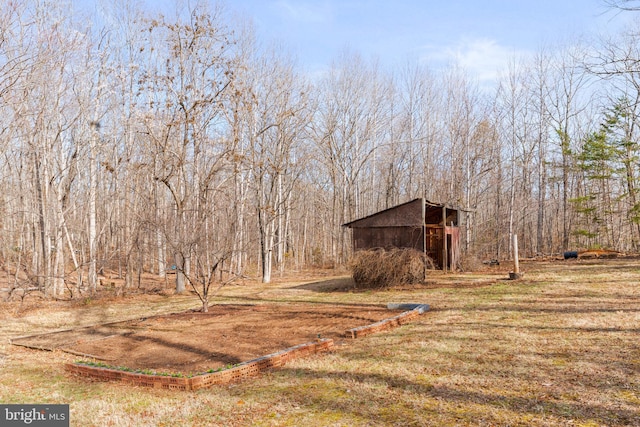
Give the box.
[349,248,434,289]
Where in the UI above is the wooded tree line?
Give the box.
[1,1,640,298]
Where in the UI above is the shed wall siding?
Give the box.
[352,226,424,252]
[347,199,423,228]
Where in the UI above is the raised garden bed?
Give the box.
[12,302,429,390]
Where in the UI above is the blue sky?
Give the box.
[224,0,635,80]
[76,0,636,82]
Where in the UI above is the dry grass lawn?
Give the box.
[0,259,639,426]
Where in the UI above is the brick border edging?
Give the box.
[65,338,334,391]
[346,304,429,339]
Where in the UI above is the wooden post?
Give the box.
[513,234,519,274]
[422,199,427,281]
[442,206,448,272]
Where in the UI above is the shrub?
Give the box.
[457,252,484,272]
[349,248,434,289]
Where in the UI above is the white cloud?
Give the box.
[273,0,331,24]
[422,37,531,83]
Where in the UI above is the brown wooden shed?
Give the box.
[343,198,463,271]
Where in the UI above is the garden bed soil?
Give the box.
[11,303,404,375]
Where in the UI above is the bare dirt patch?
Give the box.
[11,303,404,375]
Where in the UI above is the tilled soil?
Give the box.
[12,303,402,374]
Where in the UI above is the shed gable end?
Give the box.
[344,198,424,228]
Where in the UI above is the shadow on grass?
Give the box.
[444,320,640,334]
[273,366,640,426]
[466,303,640,315]
[291,276,501,293]
[228,295,388,308]
[291,277,358,292]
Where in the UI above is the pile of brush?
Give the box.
[349,248,434,289]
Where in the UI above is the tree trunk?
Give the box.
[88,125,98,293]
[175,252,186,293]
